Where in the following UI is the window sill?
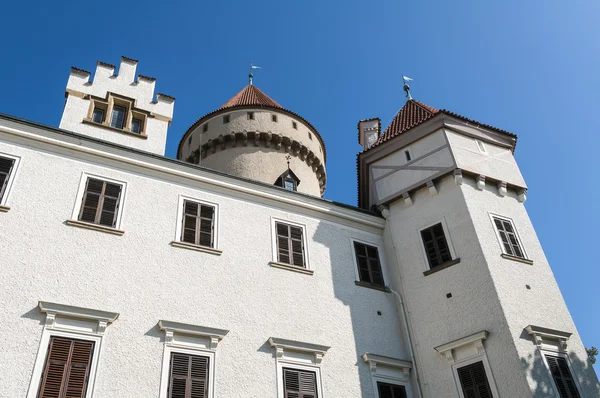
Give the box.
[170,241,223,255]
[501,254,533,265]
[354,281,390,293]
[65,219,125,235]
[423,258,461,276]
[82,119,148,139]
[0,205,10,212]
[269,261,314,275]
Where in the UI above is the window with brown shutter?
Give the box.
[168,352,209,398]
[78,178,123,228]
[492,217,525,258]
[276,222,306,267]
[283,368,317,398]
[37,336,94,398]
[0,156,16,202]
[181,200,215,248]
[354,242,384,287]
[545,355,580,398]
[420,223,452,268]
[456,361,493,398]
[377,381,407,398]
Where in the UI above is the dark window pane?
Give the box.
[131,118,142,134]
[110,105,126,129]
[92,108,104,123]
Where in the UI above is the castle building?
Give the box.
[0,57,597,398]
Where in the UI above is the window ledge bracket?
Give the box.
[354,281,391,293]
[423,258,461,276]
[0,205,10,212]
[66,219,124,235]
[82,119,148,139]
[501,254,533,265]
[269,261,314,275]
[170,241,223,255]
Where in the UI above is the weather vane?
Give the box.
[402,75,413,100]
[249,61,261,85]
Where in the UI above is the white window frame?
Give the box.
[540,351,583,398]
[268,337,329,398]
[417,218,457,271]
[350,237,386,285]
[174,195,220,250]
[158,320,229,398]
[362,353,413,398]
[488,213,528,259]
[71,173,128,230]
[27,301,119,398]
[0,152,21,207]
[452,355,499,398]
[270,217,311,270]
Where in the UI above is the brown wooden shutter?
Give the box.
[377,381,407,398]
[276,222,291,264]
[421,223,451,268]
[354,242,384,286]
[168,353,209,398]
[181,201,215,248]
[290,226,305,267]
[546,355,580,398]
[38,337,94,398]
[0,156,15,201]
[457,361,493,398]
[283,368,317,398]
[78,178,122,227]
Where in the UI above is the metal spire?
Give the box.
[249,61,261,85]
[402,75,413,101]
[286,154,291,169]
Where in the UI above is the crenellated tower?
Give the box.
[59,56,175,155]
[358,92,599,397]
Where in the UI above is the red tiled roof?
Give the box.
[373,100,439,147]
[219,85,283,110]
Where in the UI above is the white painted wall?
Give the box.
[58,58,175,155]
[0,129,410,397]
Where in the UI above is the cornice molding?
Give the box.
[434,330,488,363]
[158,320,229,350]
[268,337,330,365]
[361,353,412,378]
[525,325,571,350]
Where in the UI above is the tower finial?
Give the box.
[249,61,261,85]
[286,154,291,169]
[402,75,413,101]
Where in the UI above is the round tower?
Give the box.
[177,84,327,196]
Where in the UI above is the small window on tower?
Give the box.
[272,114,278,122]
[203,124,208,132]
[308,132,312,140]
[405,150,411,161]
[247,112,255,120]
[274,167,300,192]
[223,115,230,124]
[92,108,105,124]
[476,140,487,153]
[131,118,143,134]
[110,105,126,129]
[292,121,298,129]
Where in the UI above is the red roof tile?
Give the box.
[219,85,283,109]
[374,100,439,147]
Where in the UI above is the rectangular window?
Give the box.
[493,217,525,258]
[275,222,305,267]
[0,156,16,203]
[545,355,580,398]
[457,361,493,398]
[37,336,94,398]
[292,121,298,129]
[308,132,312,140]
[168,352,209,398]
[223,115,230,124]
[181,200,215,248]
[92,108,105,124]
[420,223,452,268]
[131,118,143,134]
[405,150,411,161]
[283,368,317,398]
[272,114,278,122]
[354,242,384,287]
[202,124,208,132]
[110,105,126,129]
[78,178,123,228]
[247,112,254,120]
[377,381,407,398]
[476,140,487,153]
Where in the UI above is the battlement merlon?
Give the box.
[65,56,175,119]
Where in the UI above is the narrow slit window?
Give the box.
[420,223,452,268]
[247,112,255,120]
[308,132,312,140]
[545,355,580,398]
[131,118,143,134]
[168,352,209,398]
[110,105,126,129]
[283,368,317,398]
[275,222,305,267]
[37,337,94,398]
[354,242,384,287]
[292,121,298,129]
[405,150,411,161]
[223,115,230,124]
[78,178,123,228]
[202,124,208,132]
[272,114,278,122]
[92,108,105,124]
[476,140,487,153]
[457,361,493,398]
[493,217,525,258]
[377,381,407,398]
[181,200,215,248]
[0,156,16,203]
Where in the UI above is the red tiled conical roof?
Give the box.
[374,100,439,147]
[219,84,283,110]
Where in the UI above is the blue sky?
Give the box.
[1,0,598,370]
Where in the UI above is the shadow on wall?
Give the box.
[312,219,408,397]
